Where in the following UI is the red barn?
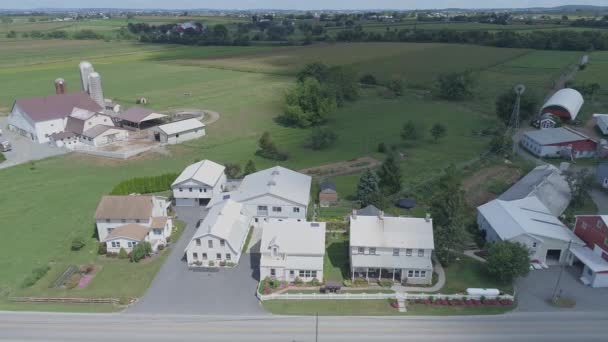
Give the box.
[521,127,597,159]
[571,215,608,287]
[541,88,584,121]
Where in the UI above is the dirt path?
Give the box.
[299,156,381,178]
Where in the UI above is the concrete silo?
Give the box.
[79,61,94,93]
[54,78,66,95]
[87,72,104,107]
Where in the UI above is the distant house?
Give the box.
[541,88,584,121]
[349,211,435,285]
[319,180,338,207]
[539,113,559,129]
[211,166,311,223]
[172,159,226,207]
[94,195,172,253]
[499,164,571,216]
[260,220,326,282]
[594,114,608,136]
[8,92,105,144]
[521,127,597,159]
[184,200,252,266]
[597,163,608,189]
[571,215,608,287]
[149,119,205,145]
[477,197,583,266]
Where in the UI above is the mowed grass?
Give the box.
[441,258,513,295]
[324,233,349,282]
[174,43,530,86]
[0,41,578,307]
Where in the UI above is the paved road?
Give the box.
[0,311,607,341]
[128,207,265,315]
[0,117,67,169]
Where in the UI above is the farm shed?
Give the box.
[594,114,608,136]
[541,88,584,121]
[81,125,129,147]
[319,180,338,207]
[521,127,597,159]
[118,106,167,129]
[150,119,205,145]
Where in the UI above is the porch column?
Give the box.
[392,268,395,282]
[378,269,381,281]
[366,268,369,282]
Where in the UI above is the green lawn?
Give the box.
[263,299,513,316]
[0,300,120,313]
[324,233,349,283]
[441,258,513,295]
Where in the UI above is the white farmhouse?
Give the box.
[172,160,227,207]
[349,211,435,285]
[150,118,206,145]
[477,197,584,266]
[184,200,252,266]
[260,220,326,282]
[94,195,172,253]
[215,166,311,223]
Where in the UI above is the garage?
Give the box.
[546,249,562,266]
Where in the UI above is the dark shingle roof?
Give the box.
[320,180,336,192]
[14,92,102,123]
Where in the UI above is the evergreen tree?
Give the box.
[356,169,382,207]
[429,165,467,266]
[377,153,402,195]
[243,160,257,176]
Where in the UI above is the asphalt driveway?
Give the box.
[0,117,67,169]
[515,265,608,312]
[127,207,266,315]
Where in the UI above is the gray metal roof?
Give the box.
[597,163,608,184]
[356,205,395,217]
[499,164,571,216]
[524,127,594,145]
[232,166,312,207]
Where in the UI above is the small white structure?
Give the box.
[349,211,435,285]
[150,119,205,145]
[477,197,584,265]
[94,195,172,252]
[184,200,252,266]
[211,166,311,223]
[260,220,326,282]
[594,114,608,136]
[541,88,584,121]
[172,159,227,207]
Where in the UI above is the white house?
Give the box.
[150,119,205,145]
[7,92,104,144]
[477,197,584,266]
[349,211,435,285]
[94,195,172,252]
[172,160,227,207]
[184,200,252,266]
[50,107,127,149]
[214,166,311,223]
[260,220,326,282]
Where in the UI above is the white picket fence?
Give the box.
[256,291,514,302]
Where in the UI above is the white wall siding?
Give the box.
[164,128,205,145]
[7,104,37,140]
[185,235,240,265]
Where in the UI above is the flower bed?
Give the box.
[411,297,514,306]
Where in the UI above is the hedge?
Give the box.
[110,172,179,195]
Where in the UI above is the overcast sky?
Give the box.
[1,1,606,10]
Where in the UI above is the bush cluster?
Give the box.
[21,265,50,289]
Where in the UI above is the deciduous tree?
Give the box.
[486,241,531,282]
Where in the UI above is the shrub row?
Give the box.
[110,172,178,195]
[21,265,50,289]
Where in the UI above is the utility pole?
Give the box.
[552,240,572,303]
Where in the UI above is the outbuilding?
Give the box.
[541,88,584,121]
[521,127,597,159]
[594,114,608,136]
[319,180,338,207]
[150,119,205,145]
[118,106,167,129]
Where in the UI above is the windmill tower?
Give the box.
[506,84,526,154]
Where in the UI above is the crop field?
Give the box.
[178,43,530,86]
[0,39,586,309]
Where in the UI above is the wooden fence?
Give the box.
[256,291,514,302]
[10,297,119,304]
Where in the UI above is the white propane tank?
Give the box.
[466,288,500,296]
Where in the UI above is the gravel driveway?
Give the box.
[0,117,67,169]
[127,207,266,315]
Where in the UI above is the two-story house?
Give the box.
[211,166,311,223]
[260,220,326,282]
[172,159,227,207]
[184,199,252,266]
[94,195,172,253]
[349,210,435,285]
[571,215,608,287]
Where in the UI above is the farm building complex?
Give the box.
[149,118,206,144]
[572,216,608,288]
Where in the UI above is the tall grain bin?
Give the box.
[54,78,66,95]
[79,61,94,93]
[87,72,104,107]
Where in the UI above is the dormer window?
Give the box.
[272,247,278,256]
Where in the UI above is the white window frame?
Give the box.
[393,248,399,256]
[418,249,424,257]
[406,249,412,256]
[358,247,364,254]
[208,240,213,248]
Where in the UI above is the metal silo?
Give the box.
[54,78,66,95]
[87,72,104,107]
[79,61,94,93]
